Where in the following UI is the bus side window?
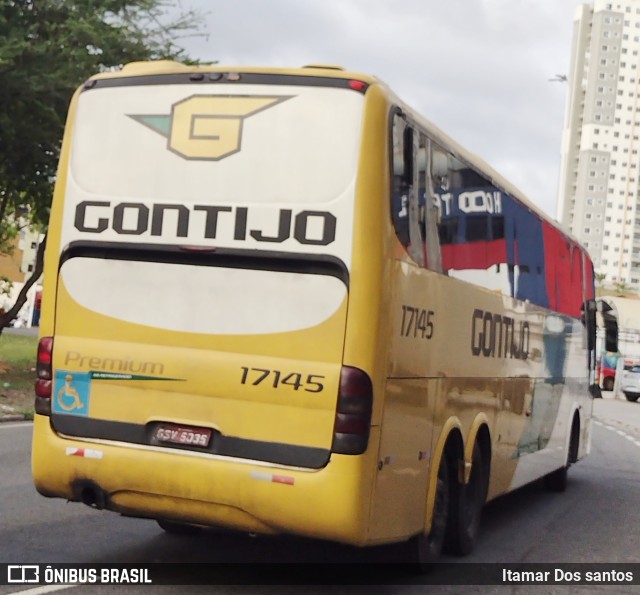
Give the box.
[406,127,425,266]
[391,115,424,266]
[422,135,443,272]
[391,115,411,249]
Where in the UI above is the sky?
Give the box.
[173,0,587,219]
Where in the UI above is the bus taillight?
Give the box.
[331,366,373,455]
[35,336,53,414]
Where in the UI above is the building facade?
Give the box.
[0,227,43,324]
[558,0,640,291]
[0,227,40,281]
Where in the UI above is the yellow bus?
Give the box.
[32,62,605,566]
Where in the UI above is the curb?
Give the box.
[0,413,30,422]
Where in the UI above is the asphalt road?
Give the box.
[0,395,639,593]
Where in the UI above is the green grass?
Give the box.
[0,333,36,418]
[0,333,38,365]
[0,333,37,397]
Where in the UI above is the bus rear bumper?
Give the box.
[31,415,377,546]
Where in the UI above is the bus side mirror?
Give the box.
[583,299,597,351]
[598,300,619,353]
[604,317,618,353]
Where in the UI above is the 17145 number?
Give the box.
[240,367,325,393]
[401,305,435,339]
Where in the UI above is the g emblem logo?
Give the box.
[130,95,292,161]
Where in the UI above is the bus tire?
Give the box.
[407,451,452,570]
[156,519,203,535]
[445,440,488,556]
[544,415,579,493]
[543,464,567,492]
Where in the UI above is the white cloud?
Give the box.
[175,0,585,217]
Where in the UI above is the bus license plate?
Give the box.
[153,424,212,448]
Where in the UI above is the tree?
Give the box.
[0,0,202,331]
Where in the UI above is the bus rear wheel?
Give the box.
[545,416,579,493]
[445,440,488,556]
[407,452,451,570]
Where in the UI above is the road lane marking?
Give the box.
[594,418,640,449]
[11,585,77,594]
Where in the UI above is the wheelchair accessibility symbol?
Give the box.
[52,371,91,416]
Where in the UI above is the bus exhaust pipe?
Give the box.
[74,480,107,510]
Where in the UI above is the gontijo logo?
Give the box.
[128,95,292,161]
